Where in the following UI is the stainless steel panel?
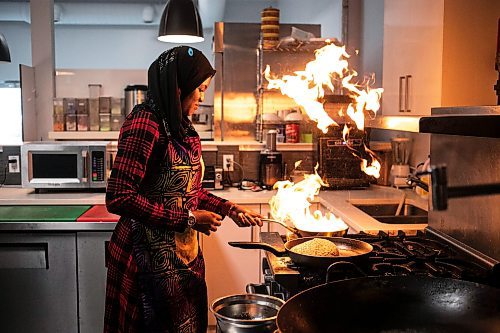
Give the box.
[213,22,321,141]
[428,134,500,262]
[0,233,78,332]
[77,232,112,333]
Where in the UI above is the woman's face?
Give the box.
[181,77,212,117]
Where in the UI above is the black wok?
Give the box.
[229,236,373,268]
[276,275,500,333]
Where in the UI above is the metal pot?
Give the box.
[124,84,147,115]
[211,294,285,333]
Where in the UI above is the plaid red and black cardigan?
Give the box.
[104,105,232,333]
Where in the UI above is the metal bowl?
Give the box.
[211,294,285,333]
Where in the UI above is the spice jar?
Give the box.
[285,111,302,143]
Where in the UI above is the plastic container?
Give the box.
[99,97,111,114]
[99,114,111,131]
[65,114,77,131]
[110,114,124,131]
[53,98,65,131]
[89,99,100,131]
[77,114,89,131]
[88,84,102,131]
[63,98,77,115]
[111,98,124,115]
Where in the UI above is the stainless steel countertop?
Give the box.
[0,186,428,233]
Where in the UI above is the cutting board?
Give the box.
[0,205,92,222]
[76,205,120,222]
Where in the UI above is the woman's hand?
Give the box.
[229,204,263,227]
[191,210,222,236]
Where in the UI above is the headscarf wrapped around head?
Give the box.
[146,46,216,139]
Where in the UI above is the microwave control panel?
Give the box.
[91,151,105,182]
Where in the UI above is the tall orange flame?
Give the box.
[264,41,384,178]
[269,164,348,232]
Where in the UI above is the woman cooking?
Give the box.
[104,46,263,333]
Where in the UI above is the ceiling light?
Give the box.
[158,0,204,43]
[0,33,11,63]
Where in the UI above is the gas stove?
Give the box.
[250,230,500,300]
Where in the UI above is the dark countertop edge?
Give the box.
[419,115,500,138]
[367,115,500,138]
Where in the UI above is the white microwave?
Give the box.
[21,141,112,190]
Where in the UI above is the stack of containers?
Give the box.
[88,84,101,131]
[99,97,111,131]
[63,98,77,131]
[52,98,64,131]
[261,7,280,50]
[76,98,89,131]
[110,98,124,131]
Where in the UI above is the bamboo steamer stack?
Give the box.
[261,7,280,50]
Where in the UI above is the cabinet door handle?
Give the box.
[0,242,49,269]
[405,75,412,112]
[82,150,89,183]
[104,240,109,268]
[398,76,405,112]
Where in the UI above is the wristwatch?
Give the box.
[187,210,197,227]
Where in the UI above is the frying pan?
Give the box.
[276,275,500,333]
[229,236,373,268]
[261,218,348,238]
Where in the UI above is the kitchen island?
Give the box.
[0,185,428,332]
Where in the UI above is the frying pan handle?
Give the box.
[261,218,302,236]
[228,241,285,256]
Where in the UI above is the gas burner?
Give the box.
[257,230,498,300]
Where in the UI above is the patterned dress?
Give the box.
[104,104,232,333]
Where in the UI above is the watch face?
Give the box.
[188,214,196,227]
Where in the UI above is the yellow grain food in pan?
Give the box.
[291,238,340,257]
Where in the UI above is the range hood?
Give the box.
[367,106,500,138]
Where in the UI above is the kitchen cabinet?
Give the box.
[382,0,444,115]
[77,231,112,333]
[0,233,78,333]
[382,0,499,115]
[202,204,262,326]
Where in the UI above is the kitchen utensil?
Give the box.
[261,218,348,237]
[276,275,500,333]
[210,294,284,333]
[229,236,372,268]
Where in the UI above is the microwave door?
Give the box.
[26,150,88,189]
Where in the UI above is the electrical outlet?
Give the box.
[8,155,20,173]
[223,154,234,172]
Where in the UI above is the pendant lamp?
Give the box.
[0,33,11,63]
[158,0,204,43]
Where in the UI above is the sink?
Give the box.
[351,203,428,224]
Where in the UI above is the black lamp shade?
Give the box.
[0,33,11,63]
[158,0,204,43]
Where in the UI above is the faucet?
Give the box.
[406,174,429,192]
